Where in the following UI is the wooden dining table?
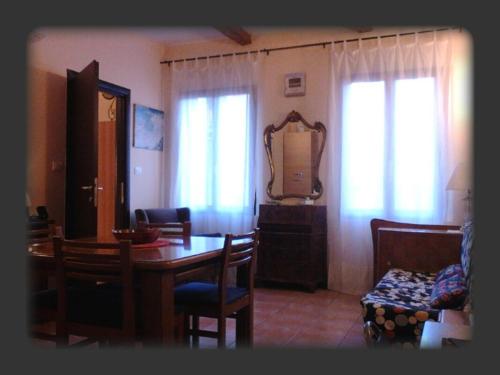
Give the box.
[28,235,252,347]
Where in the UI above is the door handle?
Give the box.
[94,177,98,207]
[81,185,93,190]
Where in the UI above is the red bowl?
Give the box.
[112,228,160,244]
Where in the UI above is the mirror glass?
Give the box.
[264,111,326,200]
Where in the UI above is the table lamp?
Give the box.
[446,162,472,224]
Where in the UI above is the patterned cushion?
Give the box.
[460,220,474,287]
[435,264,464,284]
[430,274,468,309]
[360,269,440,344]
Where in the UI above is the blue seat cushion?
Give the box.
[175,282,248,305]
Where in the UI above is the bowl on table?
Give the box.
[111,228,161,244]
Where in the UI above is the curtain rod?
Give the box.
[160,27,459,66]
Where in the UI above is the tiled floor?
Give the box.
[32,286,367,349]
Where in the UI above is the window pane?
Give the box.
[178,93,251,212]
[342,81,385,213]
[216,94,250,210]
[179,97,210,208]
[393,77,436,215]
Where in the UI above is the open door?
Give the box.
[65,60,99,239]
[65,61,130,239]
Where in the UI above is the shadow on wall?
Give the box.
[28,68,67,229]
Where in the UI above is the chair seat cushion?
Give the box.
[360,268,440,343]
[175,281,248,306]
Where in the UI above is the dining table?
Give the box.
[28,235,252,347]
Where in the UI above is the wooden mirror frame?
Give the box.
[264,110,326,200]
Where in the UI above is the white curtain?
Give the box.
[326,31,467,295]
[164,54,261,235]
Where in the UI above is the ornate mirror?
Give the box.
[264,110,326,200]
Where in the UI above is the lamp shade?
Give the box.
[446,162,471,191]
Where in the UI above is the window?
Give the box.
[341,77,438,219]
[177,92,253,213]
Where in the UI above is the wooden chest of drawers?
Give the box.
[256,204,327,291]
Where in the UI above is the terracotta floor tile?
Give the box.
[285,302,332,315]
[253,322,300,347]
[287,329,346,348]
[254,300,288,313]
[311,317,356,332]
[198,317,217,330]
[321,306,363,322]
[262,312,312,331]
[338,330,367,349]
[32,287,366,350]
[254,310,278,326]
[289,293,336,307]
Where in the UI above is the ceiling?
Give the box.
[133,26,371,46]
[135,27,226,45]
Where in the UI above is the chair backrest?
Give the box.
[217,229,259,306]
[135,208,191,225]
[27,224,63,244]
[370,218,461,285]
[53,237,135,338]
[370,218,460,257]
[142,221,192,238]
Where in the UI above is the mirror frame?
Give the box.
[264,110,326,200]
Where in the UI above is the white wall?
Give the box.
[27,28,166,227]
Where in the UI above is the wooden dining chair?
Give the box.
[52,236,186,347]
[174,229,259,348]
[53,237,137,346]
[141,221,192,238]
[30,225,64,343]
[27,223,61,245]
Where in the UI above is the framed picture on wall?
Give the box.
[133,104,164,151]
[284,73,306,97]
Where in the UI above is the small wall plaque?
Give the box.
[284,73,305,97]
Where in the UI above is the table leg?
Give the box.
[161,271,176,345]
[140,271,176,346]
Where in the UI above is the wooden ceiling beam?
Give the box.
[214,27,252,45]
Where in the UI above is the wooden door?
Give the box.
[65,61,99,239]
[99,81,131,232]
[97,119,117,240]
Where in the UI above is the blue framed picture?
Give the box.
[133,104,164,151]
